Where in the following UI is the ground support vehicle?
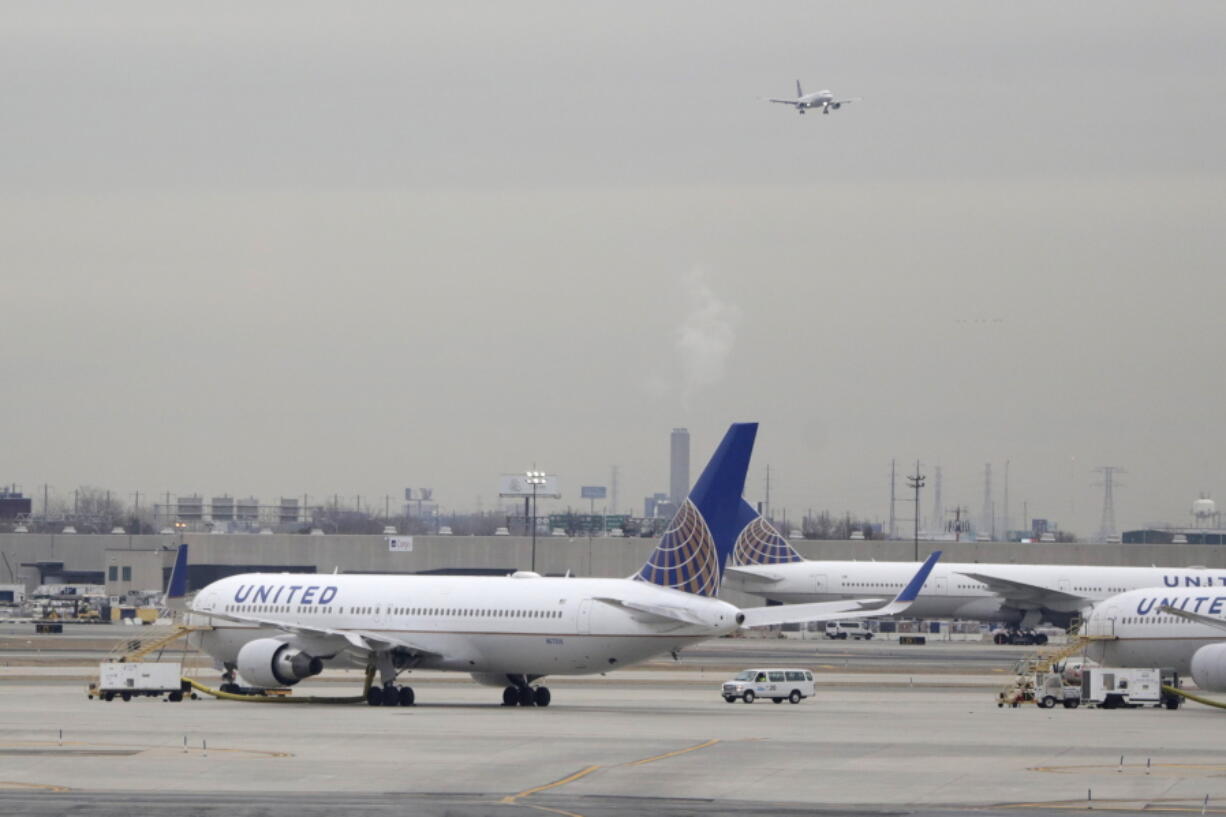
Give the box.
[1034,671,1081,709]
[824,621,873,640]
[722,668,815,704]
[1081,667,1181,710]
[90,661,191,702]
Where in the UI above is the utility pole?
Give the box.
[930,466,943,539]
[888,459,897,540]
[905,461,925,560]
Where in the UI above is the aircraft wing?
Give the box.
[955,571,1087,608]
[1159,605,1226,633]
[204,610,442,658]
[767,98,802,105]
[739,550,942,629]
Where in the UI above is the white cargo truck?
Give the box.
[1080,667,1181,710]
[90,662,189,702]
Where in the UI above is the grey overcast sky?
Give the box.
[3,1,1225,535]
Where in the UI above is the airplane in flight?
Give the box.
[169,423,941,707]
[722,514,1226,644]
[767,81,859,115]
[1081,587,1226,692]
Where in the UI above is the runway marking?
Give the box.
[998,797,1226,812]
[499,765,601,804]
[0,781,72,792]
[1029,762,1226,778]
[626,738,719,766]
[0,741,291,759]
[521,804,588,817]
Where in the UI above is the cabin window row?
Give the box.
[225,603,564,619]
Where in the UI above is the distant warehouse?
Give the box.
[1123,528,1226,545]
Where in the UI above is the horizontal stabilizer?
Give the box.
[723,566,785,584]
[593,597,707,627]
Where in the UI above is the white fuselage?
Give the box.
[1083,587,1226,675]
[188,572,741,681]
[725,561,1226,626]
[799,91,834,109]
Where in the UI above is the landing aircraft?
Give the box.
[1082,588,1226,692]
[168,423,940,707]
[722,514,1226,642]
[767,80,859,115]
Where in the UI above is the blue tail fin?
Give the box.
[163,544,189,609]
[731,501,804,566]
[634,423,757,596]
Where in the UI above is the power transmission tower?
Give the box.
[1002,460,1010,538]
[905,461,925,560]
[1094,466,1124,542]
[981,463,994,540]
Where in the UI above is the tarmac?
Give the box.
[3,630,1226,816]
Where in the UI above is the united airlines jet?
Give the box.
[767,80,859,115]
[1082,587,1226,692]
[722,512,1226,643]
[169,424,940,707]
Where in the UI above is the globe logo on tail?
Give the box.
[635,499,720,597]
[732,514,804,566]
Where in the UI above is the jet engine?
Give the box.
[235,638,324,688]
[830,102,842,110]
[1190,643,1226,692]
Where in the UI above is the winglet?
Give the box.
[895,550,941,603]
[163,544,189,611]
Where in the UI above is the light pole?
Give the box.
[526,471,546,572]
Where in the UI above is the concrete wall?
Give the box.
[5,532,1226,610]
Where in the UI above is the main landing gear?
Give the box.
[365,651,416,706]
[367,682,415,707]
[992,628,1049,646]
[502,684,551,707]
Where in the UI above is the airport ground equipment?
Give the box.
[90,661,191,702]
[1033,671,1081,709]
[996,634,1101,708]
[187,665,376,704]
[1080,667,1181,709]
[1162,684,1226,710]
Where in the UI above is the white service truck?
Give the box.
[1080,667,1181,710]
[90,662,190,702]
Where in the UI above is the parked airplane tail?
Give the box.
[731,501,804,566]
[162,543,189,611]
[634,423,758,597]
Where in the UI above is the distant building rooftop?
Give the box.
[1122,528,1226,545]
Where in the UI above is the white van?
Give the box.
[825,621,873,640]
[722,668,815,704]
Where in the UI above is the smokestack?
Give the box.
[669,428,690,507]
